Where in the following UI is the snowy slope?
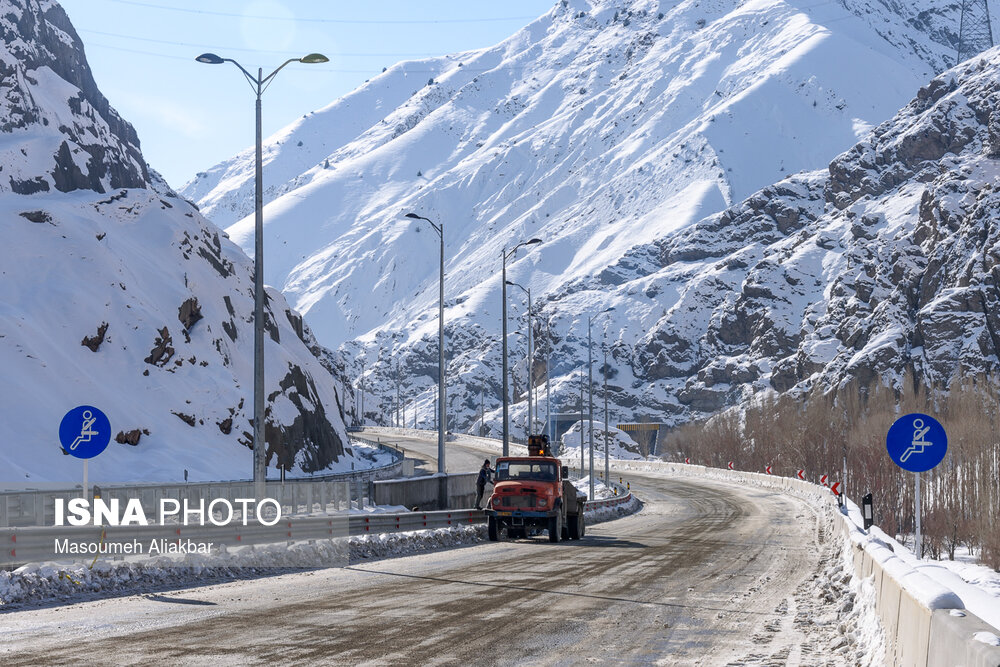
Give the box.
[181,0,968,433]
[0,0,360,483]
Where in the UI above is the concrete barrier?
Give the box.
[373,473,477,510]
[929,609,1000,667]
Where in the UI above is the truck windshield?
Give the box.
[496,461,557,481]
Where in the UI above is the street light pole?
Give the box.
[196,51,328,498]
[546,339,551,442]
[506,281,533,437]
[502,248,509,455]
[404,213,445,474]
[579,372,585,476]
[359,358,365,427]
[603,340,610,485]
[587,307,615,500]
[587,315,594,501]
[501,239,541,455]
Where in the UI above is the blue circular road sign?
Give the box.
[886,413,947,473]
[59,405,111,459]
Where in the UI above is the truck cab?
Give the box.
[485,435,587,542]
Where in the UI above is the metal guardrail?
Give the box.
[0,437,403,528]
[1,509,485,569]
[1,482,632,569]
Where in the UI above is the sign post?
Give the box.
[59,406,111,496]
[886,413,947,558]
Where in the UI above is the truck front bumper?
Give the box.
[485,509,557,520]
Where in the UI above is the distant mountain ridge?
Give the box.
[180,0,987,435]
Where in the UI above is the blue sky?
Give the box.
[59,0,554,189]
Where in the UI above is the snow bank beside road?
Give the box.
[0,525,486,608]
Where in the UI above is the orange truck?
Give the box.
[485,435,587,542]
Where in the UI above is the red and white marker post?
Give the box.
[765,465,773,475]
[831,481,842,496]
[820,474,829,487]
[727,461,734,470]
[797,469,805,481]
[685,457,690,465]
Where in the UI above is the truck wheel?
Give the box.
[568,514,580,540]
[488,516,498,541]
[548,514,561,543]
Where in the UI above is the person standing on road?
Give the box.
[475,459,494,510]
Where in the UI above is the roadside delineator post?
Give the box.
[862,493,874,530]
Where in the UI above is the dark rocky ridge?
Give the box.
[1,0,147,193]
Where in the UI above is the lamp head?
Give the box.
[405,213,422,219]
[299,53,329,64]
[196,53,225,64]
[526,238,542,245]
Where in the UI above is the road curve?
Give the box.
[0,438,845,665]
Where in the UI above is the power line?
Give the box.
[83,40,507,75]
[106,0,540,25]
[78,28,444,58]
[83,41,376,71]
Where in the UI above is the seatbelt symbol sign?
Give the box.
[69,410,98,451]
[900,418,932,463]
[59,405,111,460]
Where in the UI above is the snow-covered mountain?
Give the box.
[180,0,979,435]
[1,0,358,483]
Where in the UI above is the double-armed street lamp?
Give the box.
[196,51,328,495]
[501,239,542,455]
[404,213,446,475]
[506,281,533,437]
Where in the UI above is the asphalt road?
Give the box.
[365,431,492,476]
[0,435,843,665]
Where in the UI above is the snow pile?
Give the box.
[584,493,641,524]
[572,475,618,500]
[0,525,485,607]
[560,421,642,460]
[351,524,487,560]
[842,549,888,666]
[974,631,1000,647]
